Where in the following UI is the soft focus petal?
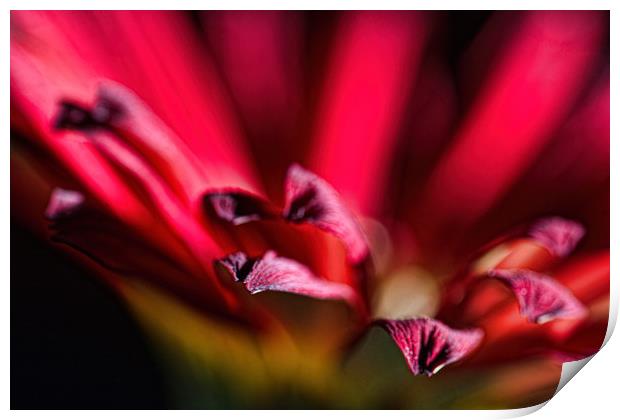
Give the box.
[469,70,609,248]
[488,269,587,323]
[416,11,606,246]
[11,14,148,225]
[201,11,305,195]
[13,10,262,193]
[308,11,430,214]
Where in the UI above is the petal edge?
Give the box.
[488,268,588,323]
[379,318,483,376]
[217,250,358,304]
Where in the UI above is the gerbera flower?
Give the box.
[11,10,609,408]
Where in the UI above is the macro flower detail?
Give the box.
[218,250,358,305]
[528,217,586,257]
[11,10,609,409]
[379,318,484,376]
[283,164,369,264]
[205,192,276,225]
[206,163,370,264]
[488,269,588,324]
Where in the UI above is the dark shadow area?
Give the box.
[10,223,168,409]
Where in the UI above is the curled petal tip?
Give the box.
[283,164,369,263]
[488,268,588,323]
[528,217,585,257]
[204,191,274,225]
[217,251,258,282]
[379,318,483,376]
[216,250,357,304]
[45,188,85,220]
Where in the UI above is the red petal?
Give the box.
[44,188,84,220]
[95,82,213,205]
[307,11,429,214]
[200,11,305,195]
[528,217,585,257]
[46,194,247,320]
[283,164,369,263]
[217,250,357,304]
[11,17,149,227]
[417,11,606,236]
[379,318,483,376]
[488,268,587,323]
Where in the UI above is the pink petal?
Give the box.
[203,191,276,226]
[52,87,239,276]
[11,14,149,227]
[94,82,213,205]
[14,11,262,194]
[217,250,357,304]
[488,268,588,323]
[379,318,483,376]
[417,11,606,235]
[528,217,585,257]
[491,72,610,224]
[109,11,260,192]
[82,132,223,270]
[307,11,429,214]
[283,164,369,263]
[201,11,305,194]
[44,188,85,220]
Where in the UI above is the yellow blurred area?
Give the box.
[117,279,372,408]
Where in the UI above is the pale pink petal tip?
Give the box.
[528,217,585,257]
[217,251,357,303]
[283,164,369,263]
[488,268,588,324]
[45,188,85,220]
[380,318,483,376]
[204,192,273,225]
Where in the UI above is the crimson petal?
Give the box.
[528,217,585,257]
[488,268,587,323]
[283,164,369,263]
[379,318,483,376]
[217,250,357,304]
[54,98,123,131]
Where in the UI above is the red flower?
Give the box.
[11,10,609,405]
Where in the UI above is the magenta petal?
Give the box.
[379,318,483,376]
[488,268,588,323]
[203,191,275,225]
[217,251,258,282]
[283,164,369,263]
[217,250,357,304]
[528,217,585,257]
[45,188,85,220]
